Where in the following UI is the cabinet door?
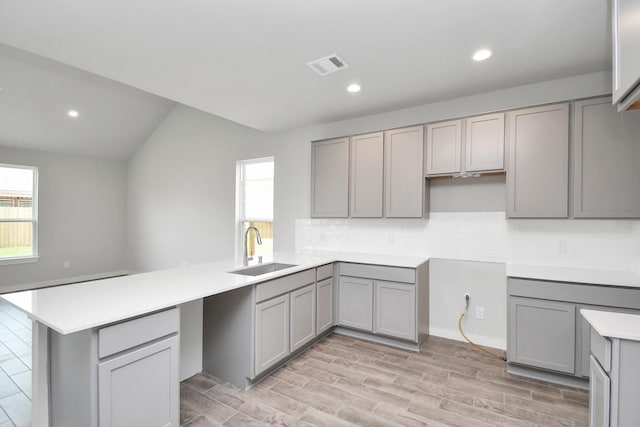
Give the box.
[375,281,416,341]
[338,277,373,331]
[290,284,316,352]
[465,113,505,172]
[98,335,179,427]
[317,278,334,334]
[255,294,290,375]
[384,126,425,217]
[508,296,575,374]
[612,0,640,109]
[589,355,611,427]
[350,132,384,217]
[425,120,462,175]
[311,138,349,217]
[573,98,640,218]
[507,104,569,218]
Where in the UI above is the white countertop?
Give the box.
[507,264,640,288]
[0,251,426,335]
[581,309,640,341]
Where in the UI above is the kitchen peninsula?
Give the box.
[0,252,428,426]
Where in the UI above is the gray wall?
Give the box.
[0,145,127,292]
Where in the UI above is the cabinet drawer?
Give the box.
[98,307,179,359]
[255,269,315,303]
[590,328,612,372]
[339,263,415,284]
[316,264,334,281]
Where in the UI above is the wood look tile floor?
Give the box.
[180,334,588,427]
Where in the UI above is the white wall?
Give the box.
[270,70,640,348]
[0,145,127,292]
[126,104,266,380]
[126,71,639,353]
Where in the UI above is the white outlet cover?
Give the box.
[475,307,485,320]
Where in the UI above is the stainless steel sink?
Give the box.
[229,263,297,276]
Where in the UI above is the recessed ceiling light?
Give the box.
[473,49,492,61]
[347,83,361,93]
[68,110,79,118]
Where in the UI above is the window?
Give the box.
[236,158,274,259]
[0,164,38,264]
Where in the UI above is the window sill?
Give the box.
[0,256,40,266]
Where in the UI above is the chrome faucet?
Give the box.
[244,226,262,263]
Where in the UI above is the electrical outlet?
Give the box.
[181,261,189,267]
[63,261,70,269]
[556,239,568,254]
[475,307,485,320]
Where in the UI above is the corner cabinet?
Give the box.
[336,262,428,350]
[612,0,640,111]
[384,126,426,218]
[49,308,181,427]
[310,138,349,217]
[573,97,640,218]
[506,103,569,218]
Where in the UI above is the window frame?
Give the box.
[0,163,39,265]
[235,157,274,259]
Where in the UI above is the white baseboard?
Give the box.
[429,326,506,351]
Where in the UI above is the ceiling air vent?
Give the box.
[306,54,349,76]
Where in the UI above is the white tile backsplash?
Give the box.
[297,212,639,272]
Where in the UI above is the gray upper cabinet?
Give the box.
[465,113,505,172]
[350,132,384,217]
[507,103,569,218]
[311,138,349,218]
[573,97,640,218]
[384,126,425,218]
[425,113,504,177]
[425,120,462,175]
[612,0,640,111]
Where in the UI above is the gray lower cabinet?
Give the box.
[204,267,325,387]
[337,262,428,349]
[316,277,334,334]
[507,103,569,218]
[254,294,290,375]
[374,281,416,341]
[507,278,640,387]
[311,137,350,217]
[98,335,179,427]
[508,296,575,374]
[573,97,640,218]
[338,276,374,331]
[49,307,180,427]
[290,284,316,351]
[589,354,610,427]
[587,323,640,427]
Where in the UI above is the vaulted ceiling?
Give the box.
[0,0,611,157]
